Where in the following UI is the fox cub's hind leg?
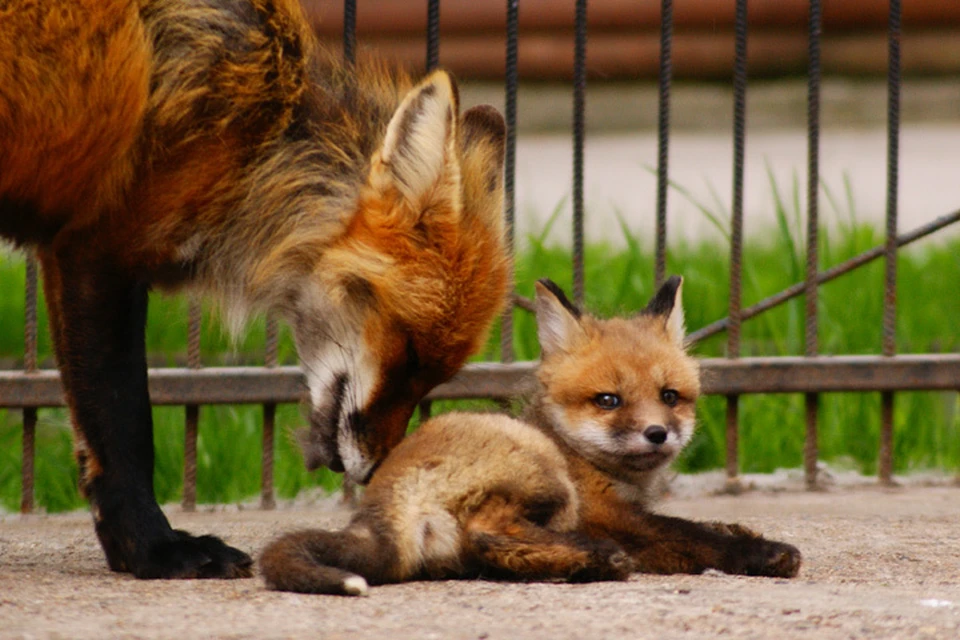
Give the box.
[464,495,632,583]
[260,515,398,595]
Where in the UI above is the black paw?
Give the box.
[136,530,254,579]
[725,537,802,578]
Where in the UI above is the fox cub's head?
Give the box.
[534,277,700,485]
[298,71,510,483]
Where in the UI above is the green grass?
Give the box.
[2,196,959,512]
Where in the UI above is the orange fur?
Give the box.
[260,278,801,595]
[0,0,509,579]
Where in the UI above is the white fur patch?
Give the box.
[176,234,204,261]
[417,511,460,565]
[381,73,454,202]
[295,284,378,481]
[666,279,686,347]
[342,575,369,596]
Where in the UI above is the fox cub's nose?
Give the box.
[643,425,668,445]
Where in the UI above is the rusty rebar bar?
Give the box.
[182,297,202,512]
[572,0,587,305]
[654,0,673,288]
[804,0,822,491]
[879,0,901,486]
[725,0,748,490]
[342,0,356,64]
[426,0,440,71]
[20,252,38,514]
[685,209,960,345]
[261,316,279,510]
[500,0,519,364]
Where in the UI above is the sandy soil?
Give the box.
[2,480,959,640]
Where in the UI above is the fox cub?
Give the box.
[260,277,802,595]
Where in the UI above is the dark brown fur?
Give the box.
[0,0,509,578]
[259,278,802,595]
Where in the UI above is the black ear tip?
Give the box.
[462,104,505,137]
[536,277,558,291]
[535,279,582,319]
[644,275,684,317]
[659,275,683,299]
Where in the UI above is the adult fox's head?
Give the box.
[534,277,701,486]
[294,71,509,483]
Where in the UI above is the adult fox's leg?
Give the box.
[39,242,252,579]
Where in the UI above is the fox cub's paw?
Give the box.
[724,536,802,578]
[704,521,759,538]
[570,540,634,582]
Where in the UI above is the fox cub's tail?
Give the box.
[260,519,393,596]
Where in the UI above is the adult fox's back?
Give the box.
[0,0,510,579]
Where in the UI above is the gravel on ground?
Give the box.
[2,477,958,639]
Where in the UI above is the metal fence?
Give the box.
[4,0,960,513]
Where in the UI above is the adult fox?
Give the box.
[0,0,509,579]
[260,278,802,595]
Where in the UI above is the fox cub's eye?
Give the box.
[660,389,679,407]
[593,393,621,410]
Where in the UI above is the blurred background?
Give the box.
[2,1,958,513]
[303,0,960,247]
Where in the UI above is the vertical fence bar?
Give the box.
[418,399,433,422]
[261,317,279,509]
[725,0,748,492]
[20,253,38,514]
[571,0,587,305]
[342,0,356,64]
[418,1,440,416]
[500,0,519,364]
[426,0,440,72]
[879,0,901,486]
[804,0,822,491]
[337,0,359,502]
[654,0,673,288]
[182,298,201,512]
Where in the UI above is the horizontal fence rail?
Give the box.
[3,355,959,409]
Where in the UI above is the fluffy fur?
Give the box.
[259,277,802,595]
[0,0,509,579]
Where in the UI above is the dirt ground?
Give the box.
[2,476,959,640]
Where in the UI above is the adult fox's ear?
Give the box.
[458,104,505,222]
[372,70,460,210]
[457,103,507,251]
[534,279,586,357]
[642,275,686,348]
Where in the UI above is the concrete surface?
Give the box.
[2,481,958,639]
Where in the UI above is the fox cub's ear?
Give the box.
[643,275,686,348]
[534,279,585,357]
[376,70,460,207]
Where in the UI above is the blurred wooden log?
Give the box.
[326,30,960,80]
[302,0,960,35]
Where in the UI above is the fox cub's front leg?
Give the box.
[606,512,801,578]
